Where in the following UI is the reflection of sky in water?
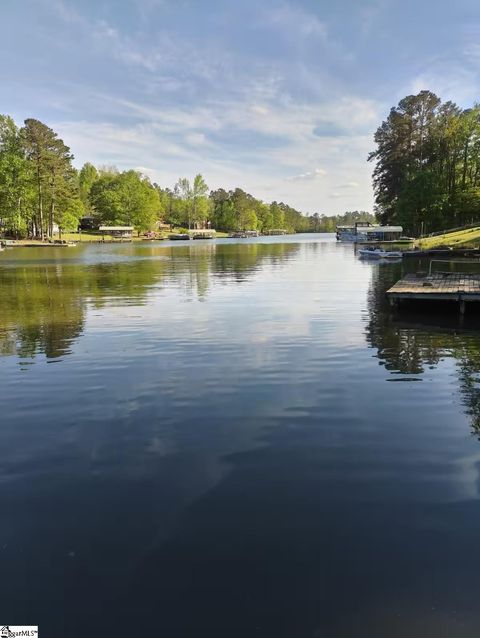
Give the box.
[1,235,480,636]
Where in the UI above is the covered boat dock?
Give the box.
[357,226,403,242]
[99,226,134,241]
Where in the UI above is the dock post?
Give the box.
[460,300,466,316]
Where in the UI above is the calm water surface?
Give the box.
[1,234,480,637]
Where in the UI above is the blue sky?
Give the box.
[1,0,480,214]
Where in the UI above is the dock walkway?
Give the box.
[387,272,480,312]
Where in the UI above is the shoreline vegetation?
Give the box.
[0,114,372,241]
[370,90,480,238]
[2,231,232,246]
[3,90,480,248]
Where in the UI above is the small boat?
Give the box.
[358,247,403,259]
[169,233,191,241]
[229,231,259,238]
[192,232,215,240]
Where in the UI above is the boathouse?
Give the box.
[336,222,403,242]
[99,226,134,240]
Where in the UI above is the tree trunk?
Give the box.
[37,161,44,240]
[49,173,55,239]
[50,198,55,238]
[462,140,469,189]
[38,185,44,240]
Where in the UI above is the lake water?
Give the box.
[1,234,480,637]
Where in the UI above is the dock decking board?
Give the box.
[386,273,480,302]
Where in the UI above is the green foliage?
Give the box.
[167,174,211,228]
[270,202,285,229]
[0,113,336,239]
[157,186,187,227]
[207,188,315,233]
[0,115,84,239]
[79,162,98,212]
[369,90,480,235]
[89,170,161,231]
[22,118,79,239]
[56,198,85,231]
[0,115,35,237]
[299,210,375,233]
[0,117,84,239]
[192,174,210,227]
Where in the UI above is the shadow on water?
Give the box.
[365,258,480,436]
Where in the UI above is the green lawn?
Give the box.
[418,227,480,249]
[61,232,109,242]
[62,232,157,242]
[2,230,235,244]
[61,231,230,242]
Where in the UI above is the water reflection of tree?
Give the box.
[0,241,300,361]
[0,265,85,360]
[212,242,299,281]
[454,347,480,435]
[160,242,299,299]
[365,263,480,436]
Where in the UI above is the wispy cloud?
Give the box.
[47,0,83,24]
[330,192,360,199]
[263,3,327,39]
[337,182,360,189]
[359,0,391,38]
[5,0,424,213]
[408,65,478,106]
[287,168,327,182]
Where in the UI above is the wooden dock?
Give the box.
[387,272,480,313]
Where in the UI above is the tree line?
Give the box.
[369,90,480,235]
[0,114,342,238]
[310,210,375,232]
[0,116,83,239]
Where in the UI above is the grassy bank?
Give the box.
[417,227,480,249]
[3,230,231,245]
[66,231,230,241]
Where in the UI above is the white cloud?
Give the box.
[185,133,207,145]
[52,89,377,214]
[17,0,480,219]
[287,168,327,182]
[337,181,360,189]
[359,0,390,38]
[406,53,480,108]
[33,0,379,214]
[48,0,83,24]
[249,104,269,116]
[134,166,157,179]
